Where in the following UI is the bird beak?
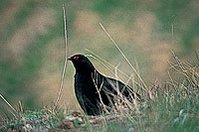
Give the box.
[67,57,72,61]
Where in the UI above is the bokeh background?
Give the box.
[0,0,199,110]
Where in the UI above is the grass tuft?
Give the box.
[1,51,198,132]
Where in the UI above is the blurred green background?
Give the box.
[0,0,199,110]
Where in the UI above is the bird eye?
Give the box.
[73,56,79,60]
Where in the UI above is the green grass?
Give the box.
[1,0,199,108]
[0,1,199,131]
[1,53,198,131]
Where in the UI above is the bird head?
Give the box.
[68,54,95,74]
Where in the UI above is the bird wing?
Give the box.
[104,76,141,101]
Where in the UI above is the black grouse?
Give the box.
[68,54,141,115]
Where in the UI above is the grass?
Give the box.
[0,50,198,132]
[1,1,199,131]
[1,0,199,108]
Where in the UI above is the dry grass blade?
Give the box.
[171,50,187,73]
[0,93,17,114]
[86,49,129,79]
[18,101,23,113]
[86,49,144,90]
[170,50,199,88]
[167,71,177,92]
[92,71,110,113]
[194,50,199,66]
[54,4,69,110]
[99,23,147,91]
[89,114,121,124]
[171,24,174,38]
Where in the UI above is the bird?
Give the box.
[68,54,141,115]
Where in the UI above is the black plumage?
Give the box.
[68,54,141,115]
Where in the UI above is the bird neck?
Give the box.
[76,69,92,75]
[72,60,95,74]
[75,65,95,75]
